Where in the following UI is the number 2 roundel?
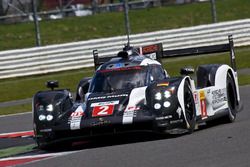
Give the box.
[92,105,114,117]
[91,101,119,117]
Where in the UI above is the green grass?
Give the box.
[0,104,31,115]
[0,47,249,115]
[0,46,249,104]
[238,75,250,86]
[0,144,35,158]
[163,48,250,76]
[0,68,93,103]
[0,0,250,115]
[0,0,250,51]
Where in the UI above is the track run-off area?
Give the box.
[0,85,249,167]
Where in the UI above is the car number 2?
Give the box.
[92,105,114,117]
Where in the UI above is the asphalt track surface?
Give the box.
[0,113,32,134]
[1,85,250,167]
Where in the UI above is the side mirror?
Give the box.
[180,66,195,75]
[76,78,91,102]
[46,81,59,90]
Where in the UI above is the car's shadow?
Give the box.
[36,119,233,153]
[40,131,183,153]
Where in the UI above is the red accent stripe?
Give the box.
[200,99,207,118]
[0,131,34,138]
[0,156,50,167]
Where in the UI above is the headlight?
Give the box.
[46,104,54,112]
[155,92,162,100]
[164,90,171,98]
[38,115,46,121]
[163,101,171,108]
[154,103,161,110]
[38,105,44,112]
[46,115,54,121]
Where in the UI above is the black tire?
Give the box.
[224,73,237,123]
[36,138,49,150]
[184,81,196,134]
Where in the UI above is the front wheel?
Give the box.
[184,81,196,134]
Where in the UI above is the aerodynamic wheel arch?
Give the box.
[177,76,196,132]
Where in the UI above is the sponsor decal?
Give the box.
[90,101,119,107]
[157,82,169,87]
[92,106,114,117]
[98,66,142,73]
[125,106,140,112]
[170,119,183,124]
[71,112,84,117]
[91,118,111,126]
[91,101,119,117]
[199,90,207,118]
[199,90,205,100]
[142,44,158,54]
[155,115,173,120]
[69,105,84,130]
[69,117,82,130]
[211,88,227,105]
[70,105,85,117]
[88,94,128,101]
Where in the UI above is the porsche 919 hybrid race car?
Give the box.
[33,35,242,148]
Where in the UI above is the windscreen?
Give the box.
[89,66,148,93]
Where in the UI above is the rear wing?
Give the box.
[93,35,236,71]
[162,35,236,71]
[93,50,114,70]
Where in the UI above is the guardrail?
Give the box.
[1,19,250,79]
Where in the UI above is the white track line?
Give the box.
[0,112,31,118]
[0,151,78,161]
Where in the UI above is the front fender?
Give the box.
[177,76,193,128]
[33,89,73,135]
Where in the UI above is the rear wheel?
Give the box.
[225,73,237,122]
[206,73,238,126]
[184,81,196,134]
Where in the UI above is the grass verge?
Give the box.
[0,104,31,116]
[0,0,250,50]
[0,144,35,158]
[1,46,249,103]
[0,47,249,115]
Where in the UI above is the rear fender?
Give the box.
[196,64,221,88]
[215,65,240,107]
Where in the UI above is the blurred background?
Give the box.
[0,0,204,24]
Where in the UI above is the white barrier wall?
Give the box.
[1,19,250,79]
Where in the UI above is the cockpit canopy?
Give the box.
[89,65,166,93]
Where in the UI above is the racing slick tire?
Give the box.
[224,73,237,123]
[36,138,49,150]
[184,81,196,134]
